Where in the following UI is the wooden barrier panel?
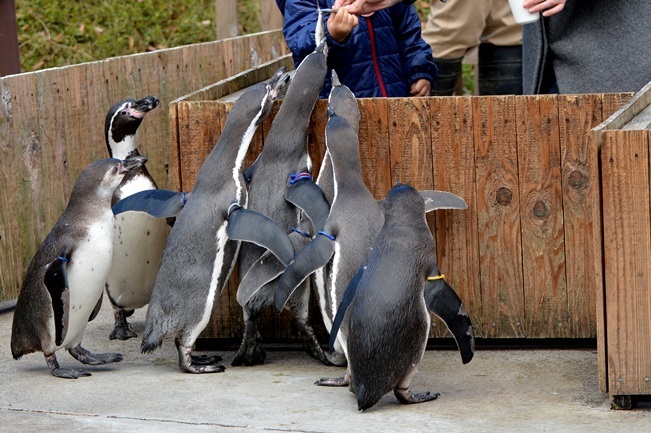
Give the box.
[172,84,631,340]
[0,31,289,301]
[600,130,651,396]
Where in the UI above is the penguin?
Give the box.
[140,68,291,373]
[321,183,475,411]
[229,43,329,367]
[102,95,169,340]
[10,157,148,379]
[272,72,382,366]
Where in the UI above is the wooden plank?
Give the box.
[358,98,392,199]
[216,0,239,40]
[593,91,633,392]
[0,74,42,300]
[308,99,328,179]
[515,95,567,337]
[176,101,222,191]
[622,104,651,130]
[473,95,524,338]
[261,0,284,31]
[594,82,651,132]
[558,94,601,338]
[430,96,482,337]
[601,130,651,396]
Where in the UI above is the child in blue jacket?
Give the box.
[277,0,438,98]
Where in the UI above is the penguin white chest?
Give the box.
[116,174,156,200]
[57,216,114,349]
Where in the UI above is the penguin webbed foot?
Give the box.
[109,310,138,340]
[394,388,440,405]
[68,345,123,365]
[315,370,350,387]
[231,320,266,366]
[176,339,225,373]
[46,353,92,379]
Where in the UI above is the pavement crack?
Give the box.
[5,408,324,432]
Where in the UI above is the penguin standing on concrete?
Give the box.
[322,183,475,411]
[11,157,147,379]
[140,69,291,373]
[231,44,328,367]
[273,71,380,366]
[103,96,168,340]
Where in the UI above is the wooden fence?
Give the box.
[171,67,631,340]
[0,30,290,301]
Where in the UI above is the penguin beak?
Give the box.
[120,155,148,173]
[267,67,290,100]
[127,96,160,119]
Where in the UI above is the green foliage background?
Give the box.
[16,0,239,72]
[14,1,472,92]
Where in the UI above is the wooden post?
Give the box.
[216,0,239,40]
[261,0,284,30]
[0,0,20,76]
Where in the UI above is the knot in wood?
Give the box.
[496,187,512,206]
[533,199,550,219]
[568,170,588,190]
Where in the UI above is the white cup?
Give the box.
[508,0,540,24]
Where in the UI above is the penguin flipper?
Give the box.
[419,190,468,212]
[44,252,72,347]
[424,278,475,364]
[88,292,103,322]
[237,250,286,307]
[328,265,365,352]
[274,234,334,311]
[285,179,331,231]
[227,208,295,265]
[112,189,188,218]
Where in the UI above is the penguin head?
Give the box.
[71,157,148,203]
[232,67,289,127]
[327,69,359,131]
[381,183,426,224]
[105,96,159,158]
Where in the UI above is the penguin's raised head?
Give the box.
[105,96,159,158]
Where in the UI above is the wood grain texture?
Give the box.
[430,96,481,337]
[357,98,391,199]
[589,93,633,391]
[601,130,651,395]
[558,94,601,338]
[472,95,524,338]
[515,95,567,337]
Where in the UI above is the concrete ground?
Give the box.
[1,303,650,433]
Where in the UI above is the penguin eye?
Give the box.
[112,165,119,173]
[121,110,127,116]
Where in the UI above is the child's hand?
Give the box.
[327,8,359,43]
[410,79,430,97]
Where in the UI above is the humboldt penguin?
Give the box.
[273,71,380,366]
[11,157,147,378]
[140,68,291,373]
[103,95,169,340]
[322,183,475,411]
[230,44,328,367]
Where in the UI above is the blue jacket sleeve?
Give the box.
[393,5,438,85]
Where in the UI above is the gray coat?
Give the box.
[523,0,651,94]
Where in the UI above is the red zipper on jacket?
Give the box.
[366,17,388,97]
